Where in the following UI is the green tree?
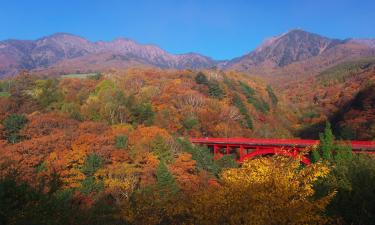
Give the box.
[31,79,63,108]
[216,155,238,171]
[182,117,199,130]
[312,122,353,163]
[239,81,269,113]
[314,155,375,225]
[208,80,225,99]
[156,161,179,197]
[311,149,321,163]
[132,103,155,126]
[151,135,172,163]
[2,114,28,144]
[266,85,278,105]
[233,94,253,129]
[195,72,208,85]
[334,145,353,162]
[115,135,128,149]
[319,122,334,161]
[80,176,104,195]
[177,138,220,176]
[0,173,114,225]
[82,154,103,177]
[80,154,104,194]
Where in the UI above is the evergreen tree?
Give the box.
[156,161,179,197]
[195,72,208,85]
[115,135,128,149]
[151,135,172,163]
[177,138,220,176]
[80,154,104,194]
[266,85,278,105]
[216,155,238,171]
[132,103,155,126]
[2,114,28,144]
[314,155,375,225]
[208,80,225,99]
[82,154,103,177]
[233,94,253,129]
[239,81,269,113]
[311,149,322,163]
[334,145,353,161]
[182,117,199,130]
[319,121,334,160]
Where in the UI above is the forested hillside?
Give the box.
[0,69,297,190]
[280,57,375,140]
[0,69,295,138]
[1,67,375,224]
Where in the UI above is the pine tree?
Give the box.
[115,135,128,149]
[195,72,208,85]
[233,94,253,129]
[3,114,28,144]
[156,161,179,197]
[266,85,278,105]
[80,154,104,194]
[151,135,172,162]
[208,80,225,99]
[319,121,334,161]
[132,103,155,126]
[334,145,353,161]
[311,149,321,163]
[82,154,103,177]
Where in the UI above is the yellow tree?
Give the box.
[95,162,140,205]
[187,156,334,225]
[46,144,88,189]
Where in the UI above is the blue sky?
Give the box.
[1,0,375,60]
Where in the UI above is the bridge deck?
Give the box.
[191,138,375,151]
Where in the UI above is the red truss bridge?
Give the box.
[190,138,375,164]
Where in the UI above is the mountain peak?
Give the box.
[285,28,310,34]
[242,29,337,67]
[0,33,216,77]
[40,32,86,40]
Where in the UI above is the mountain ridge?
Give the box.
[0,30,374,77]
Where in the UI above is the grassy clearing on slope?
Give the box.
[0,91,10,97]
[61,73,100,79]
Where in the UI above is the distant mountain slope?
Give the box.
[225,29,342,68]
[350,39,375,48]
[0,33,216,77]
[1,30,375,77]
[285,57,375,140]
[224,30,375,75]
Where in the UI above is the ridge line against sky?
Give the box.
[1,0,375,60]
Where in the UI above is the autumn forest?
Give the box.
[1,1,375,223]
[0,65,374,224]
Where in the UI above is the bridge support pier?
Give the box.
[213,145,218,160]
[239,145,244,161]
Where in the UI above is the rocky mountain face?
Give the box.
[226,29,343,68]
[223,30,375,74]
[351,39,375,48]
[1,30,375,77]
[0,33,216,77]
